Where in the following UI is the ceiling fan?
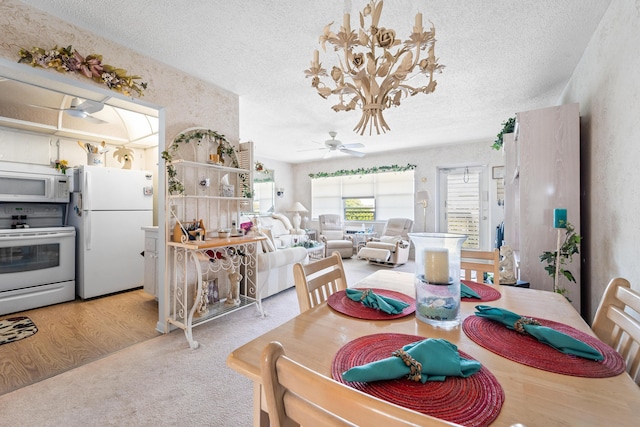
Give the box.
[29,97,108,124]
[300,131,365,158]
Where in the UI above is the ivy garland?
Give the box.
[162,129,248,196]
[308,164,417,179]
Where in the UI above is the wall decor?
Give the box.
[17,45,147,97]
[492,166,504,179]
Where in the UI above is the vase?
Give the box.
[408,233,467,328]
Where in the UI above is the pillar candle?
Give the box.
[425,249,449,284]
[554,208,567,228]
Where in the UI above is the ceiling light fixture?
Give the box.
[304,0,444,135]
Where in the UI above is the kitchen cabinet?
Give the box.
[504,103,581,310]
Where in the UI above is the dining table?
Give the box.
[227,270,640,426]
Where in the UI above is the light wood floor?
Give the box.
[0,288,159,396]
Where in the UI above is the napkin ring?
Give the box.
[392,349,422,382]
[514,316,541,334]
[360,289,373,301]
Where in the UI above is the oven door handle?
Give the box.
[0,231,74,241]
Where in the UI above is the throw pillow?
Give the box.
[257,231,276,252]
[272,213,293,230]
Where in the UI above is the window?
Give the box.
[437,166,489,249]
[344,197,375,220]
[311,170,414,221]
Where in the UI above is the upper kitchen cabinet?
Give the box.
[504,103,581,310]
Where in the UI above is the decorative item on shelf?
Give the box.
[288,202,308,232]
[162,128,242,195]
[304,0,444,135]
[53,159,68,174]
[255,161,264,172]
[78,140,108,166]
[206,279,220,304]
[17,44,147,97]
[225,269,243,307]
[220,174,235,197]
[113,146,134,169]
[408,233,467,328]
[492,117,516,151]
[540,210,581,300]
[172,219,206,243]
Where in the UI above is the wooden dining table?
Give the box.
[227,270,640,426]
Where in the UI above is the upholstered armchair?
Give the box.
[357,218,413,267]
[318,214,353,258]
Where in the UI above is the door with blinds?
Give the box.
[437,166,489,249]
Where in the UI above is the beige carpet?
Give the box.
[0,258,414,427]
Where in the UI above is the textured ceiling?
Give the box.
[17,0,612,163]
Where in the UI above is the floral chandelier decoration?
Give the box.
[17,45,147,97]
[304,0,444,135]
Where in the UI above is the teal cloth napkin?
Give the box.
[345,288,410,315]
[342,338,482,383]
[474,305,604,361]
[461,282,481,299]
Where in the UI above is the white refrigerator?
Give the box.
[68,165,154,299]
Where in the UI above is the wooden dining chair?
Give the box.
[460,249,500,285]
[260,341,460,427]
[293,252,347,312]
[592,277,640,385]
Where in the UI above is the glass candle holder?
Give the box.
[408,232,467,328]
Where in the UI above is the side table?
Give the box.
[305,243,325,261]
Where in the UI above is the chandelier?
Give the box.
[304,0,444,135]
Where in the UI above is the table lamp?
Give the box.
[289,202,308,231]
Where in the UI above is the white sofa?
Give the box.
[255,215,308,299]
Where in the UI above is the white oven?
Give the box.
[0,161,75,315]
[0,226,76,315]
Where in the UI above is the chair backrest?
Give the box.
[460,249,500,286]
[381,218,414,240]
[592,277,640,385]
[319,214,344,232]
[261,341,460,427]
[293,252,347,312]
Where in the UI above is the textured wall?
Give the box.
[560,0,640,319]
[0,0,239,147]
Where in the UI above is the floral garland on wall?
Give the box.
[308,163,417,179]
[162,129,245,195]
[17,45,147,97]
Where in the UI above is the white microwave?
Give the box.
[0,164,70,203]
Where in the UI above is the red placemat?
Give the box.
[462,316,626,377]
[327,289,415,320]
[332,333,504,427]
[461,280,501,302]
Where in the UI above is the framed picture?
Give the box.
[492,166,505,180]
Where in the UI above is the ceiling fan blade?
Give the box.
[341,142,364,149]
[75,99,104,114]
[28,104,61,112]
[81,114,108,124]
[339,147,365,157]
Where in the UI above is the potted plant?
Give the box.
[492,117,516,150]
[539,221,582,300]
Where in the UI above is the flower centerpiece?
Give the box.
[54,159,68,174]
[18,45,147,97]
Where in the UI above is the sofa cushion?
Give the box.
[322,230,345,240]
[257,231,276,253]
[367,241,397,252]
[272,213,293,230]
[380,235,402,244]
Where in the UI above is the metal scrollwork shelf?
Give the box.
[167,235,265,349]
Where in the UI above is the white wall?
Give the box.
[560,0,640,319]
[288,140,505,247]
